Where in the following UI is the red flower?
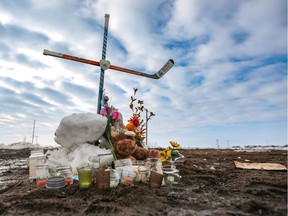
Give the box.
[129,115,140,127]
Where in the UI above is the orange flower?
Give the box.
[126,123,135,131]
[170,141,180,148]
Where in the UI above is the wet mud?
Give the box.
[0,148,286,215]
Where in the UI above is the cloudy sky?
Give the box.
[0,0,287,148]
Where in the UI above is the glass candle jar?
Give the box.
[149,171,163,189]
[88,156,100,176]
[145,157,162,173]
[109,169,120,187]
[95,170,110,189]
[115,158,133,178]
[162,167,181,186]
[136,166,150,183]
[77,164,92,189]
[36,164,48,187]
[47,160,61,177]
[56,165,73,185]
[121,170,136,185]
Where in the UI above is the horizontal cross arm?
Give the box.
[43,49,174,79]
[43,49,100,67]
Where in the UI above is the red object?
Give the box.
[123,177,133,185]
[37,179,47,187]
[64,179,72,185]
[129,116,140,127]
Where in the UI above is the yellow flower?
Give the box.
[161,156,167,162]
[170,141,180,148]
[166,149,172,158]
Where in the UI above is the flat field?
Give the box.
[0,148,287,216]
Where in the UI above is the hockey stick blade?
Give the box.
[154,59,174,79]
[109,59,174,79]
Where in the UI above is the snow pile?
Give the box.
[46,144,112,174]
[54,113,107,149]
[48,113,112,173]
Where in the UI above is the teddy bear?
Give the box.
[111,131,159,161]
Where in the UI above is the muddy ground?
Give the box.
[0,148,287,216]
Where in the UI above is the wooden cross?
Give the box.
[43,14,174,114]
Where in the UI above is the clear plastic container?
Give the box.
[29,149,46,181]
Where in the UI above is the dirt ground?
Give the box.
[0,148,287,216]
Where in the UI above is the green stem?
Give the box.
[107,138,117,161]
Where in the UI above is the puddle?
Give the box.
[0,158,28,187]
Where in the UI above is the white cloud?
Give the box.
[0,0,286,147]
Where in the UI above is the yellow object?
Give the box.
[170,141,180,148]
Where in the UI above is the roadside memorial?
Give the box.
[38,14,178,190]
[32,88,184,189]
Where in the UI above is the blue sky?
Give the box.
[0,0,287,148]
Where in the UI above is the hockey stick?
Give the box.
[43,49,174,79]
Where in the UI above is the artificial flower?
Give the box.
[126,123,134,131]
[126,88,155,147]
[170,141,180,148]
[129,115,140,127]
[160,141,183,162]
[111,111,119,120]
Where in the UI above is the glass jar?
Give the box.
[95,170,110,189]
[56,165,73,185]
[47,160,60,177]
[88,156,100,176]
[109,169,120,187]
[29,149,46,181]
[162,167,181,186]
[114,158,133,178]
[77,163,92,189]
[36,164,48,187]
[145,157,162,173]
[149,171,163,189]
[121,170,136,185]
[136,166,150,183]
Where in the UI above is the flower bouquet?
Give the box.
[125,88,155,148]
[160,141,184,166]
